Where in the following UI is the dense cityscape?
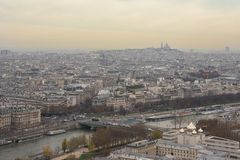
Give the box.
[1,0,240,159]
[0,45,240,160]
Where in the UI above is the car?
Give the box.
[63,119,69,122]
[92,118,100,121]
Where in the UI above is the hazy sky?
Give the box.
[0,0,240,50]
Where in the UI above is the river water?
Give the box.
[145,114,219,129]
[0,129,91,160]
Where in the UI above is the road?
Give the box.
[52,148,88,160]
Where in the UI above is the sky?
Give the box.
[0,0,240,50]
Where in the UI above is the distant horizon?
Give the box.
[1,40,239,54]
[0,0,240,50]
[1,45,239,54]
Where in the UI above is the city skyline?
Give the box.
[0,0,240,50]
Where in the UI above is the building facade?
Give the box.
[11,106,41,130]
[156,140,198,160]
[126,140,157,155]
[203,136,240,159]
[0,110,11,132]
[162,129,179,143]
[106,97,127,110]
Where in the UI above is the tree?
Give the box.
[88,137,95,152]
[92,128,110,149]
[150,130,162,140]
[78,135,87,146]
[54,146,61,155]
[172,115,188,129]
[91,124,148,150]
[131,124,148,138]
[119,106,127,115]
[85,97,92,107]
[68,137,80,151]
[134,102,144,112]
[15,158,30,160]
[80,153,94,160]
[62,138,68,152]
[42,146,53,160]
[197,119,240,142]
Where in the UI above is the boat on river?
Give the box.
[46,129,66,136]
[0,139,13,146]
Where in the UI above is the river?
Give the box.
[145,113,219,128]
[0,113,219,160]
[0,129,91,160]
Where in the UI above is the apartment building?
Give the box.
[106,97,127,110]
[11,106,41,130]
[0,108,11,132]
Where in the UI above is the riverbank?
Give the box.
[0,130,92,160]
[0,120,80,145]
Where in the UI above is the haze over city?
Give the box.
[0,0,240,50]
[1,1,240,160]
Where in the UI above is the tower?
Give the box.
[161,42,164,49]
[225,46,230,53]
[165,42,170,49]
